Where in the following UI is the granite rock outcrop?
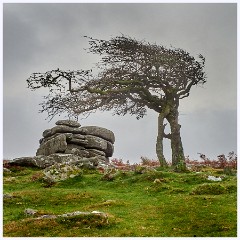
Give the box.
[8,120,115,178]
[36,120,115,161]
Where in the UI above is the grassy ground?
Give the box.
[3,166,237,237]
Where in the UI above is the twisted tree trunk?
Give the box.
[166,108,185,167]
[156,112,168,167]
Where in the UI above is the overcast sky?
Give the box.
[3,3,237,163]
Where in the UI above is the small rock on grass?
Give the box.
[25,208,38,216]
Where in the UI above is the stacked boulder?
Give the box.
[36,120,115,162]
[8,120,115,182]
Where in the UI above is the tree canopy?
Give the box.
[27,35,206,120]
[27,35,206,167]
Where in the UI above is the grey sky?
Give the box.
[3,3,237,163]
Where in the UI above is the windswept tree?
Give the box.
[27,35,206,167]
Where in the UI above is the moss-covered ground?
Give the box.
[3,166,237,237]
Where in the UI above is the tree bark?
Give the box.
[156,112,168,167]
[166,108,185,167]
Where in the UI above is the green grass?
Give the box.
[3,167,237,237]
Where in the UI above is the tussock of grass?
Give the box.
[191,183,226,195]
[56,213,109,228]
[190,182,237,195]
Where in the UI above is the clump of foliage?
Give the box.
[139,156,161,167]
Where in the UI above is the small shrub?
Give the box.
[110,158,132,171]
[190,183,226,195]
[140,156,160,167]
[134,165,146,174]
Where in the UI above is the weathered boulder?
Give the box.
[106,141,114,157]
[71,134,85,140]
[85,135,108,152]
[9,154,102,169]
[33,155,58,168]
[43,163,82,182]
[35,154,88,168]
[65,144,86,151]
[64,147,89,157]
[43,156,101,182]
[88,149,106,157]
[84,137,113,157]
[25,208,38,216]
[23,120,116,171]
[9,154,75,169]
[36,134,67,156]
[8,157,37,167]
[55,120,81,128]
[27,210,108,225]
[43,153,80,165]
[67,137,88,146]
[43,125,86,138]
[40,133,113,158]
[43,162,83,182]
[39,133,73,145]
[80,126,115,143]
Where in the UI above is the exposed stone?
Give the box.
[10,153,110,172]
[46,153,80,165]
[40,133,73,145]
[33,210,108,222]
[71,134,85,140]
[36,134,67,156]
[84,140,113,158]
[10,154,82,169]
[80,126,115,143]
[8,157,37,167]
[89,155,107,165]
[64,148,89,157]
[11,120,115,174]
[42,156,100,182]
[25,208,38,216]
[3,167,12,173]
[106,141,114,157]
[207,175,222,182]
[75,156,100,167]
[65,144,86,151]
[43,162,83,183]
[36,214,57,219]
[88,149,106,157]
[55,120,81,128]
[3,194,14,199]
[67,137,88,146]
[43,125,86,138]
[85,135,108,152]
[33,155,56,168]
[34,154,81,169]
